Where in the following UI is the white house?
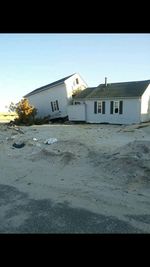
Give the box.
[24,73,88,119]
[68,78,150,124]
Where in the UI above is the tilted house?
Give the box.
[24,73,87,119]
[68,79,150,124]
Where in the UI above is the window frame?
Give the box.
[94,101,105,114]
[114,101,119,114]
[110,100,123,114]
[97,101,102,113]
[51,100,59,112]
[76,78,79,85]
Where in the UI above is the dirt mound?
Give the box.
[116,140,150,159]
[101,140,150,189]
[26,140,92,168]
[28,148,76,165]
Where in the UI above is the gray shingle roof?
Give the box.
[74,80,150,99]
[73,87,96,99]
[24,74,75,97]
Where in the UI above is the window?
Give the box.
[94,101,105,114]
[97,101,102,113]
[74,102,81,105]
[51,100,59,112]
[53,102,57,111]
[76,78,79,85]
[110,101,123,114]
[114,101,119,114]
[51,102,54,112]
[56,100,59,110]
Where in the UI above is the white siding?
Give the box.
[27,84,68,118]
[26,73,88,119]
[67,104,85,121]
[85,98,141,124]
[140,84,150,122]
[65,73,88,102]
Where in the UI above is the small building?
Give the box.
[24,73,87,119]
[68,78,150,124]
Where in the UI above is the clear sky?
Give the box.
[0,33,150,111]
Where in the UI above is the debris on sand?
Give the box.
[12,142,25,149]
[7,124,24,134]
[44,138,58,145]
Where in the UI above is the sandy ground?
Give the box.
[0,121,150,233]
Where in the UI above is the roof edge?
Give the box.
[97,79,150,87]
[24,73,75,97]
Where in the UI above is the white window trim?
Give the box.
[97,101,102,113]
[113,101,119,114]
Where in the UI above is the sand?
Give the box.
[1,121,150,233]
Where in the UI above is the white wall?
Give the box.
[27,84,68,118]
[85,98,141,124]
[67,104,85,121]
[65,73,88,102]
[140,84,150,122]
[26,73,88,119]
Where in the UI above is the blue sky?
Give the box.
[0,33,150,111]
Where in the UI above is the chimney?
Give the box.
[105,77,107,87]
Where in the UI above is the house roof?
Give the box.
[73,87,96,99]
[74,80,150,99]
[24,74,75,97]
